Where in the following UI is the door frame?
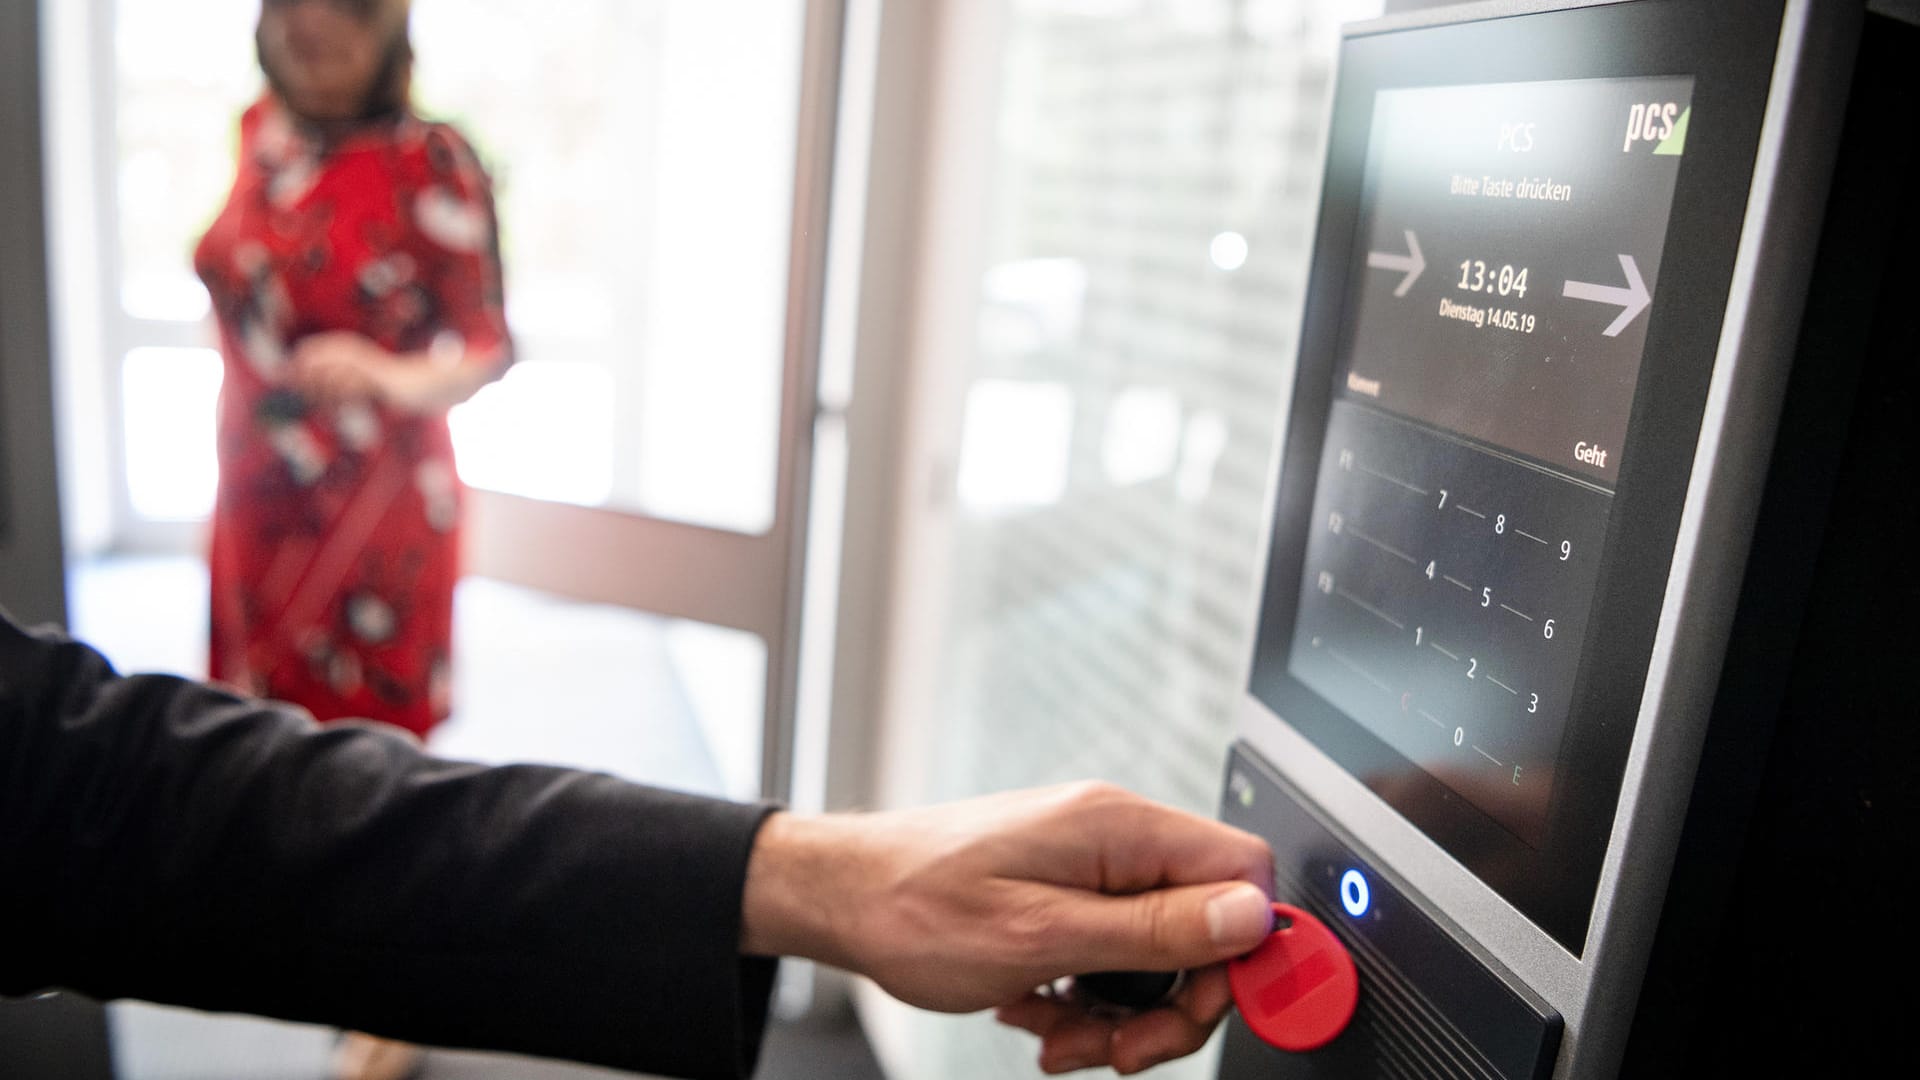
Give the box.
[466,0,849,803]
[1,2,108,1072]
[1,0,70,628]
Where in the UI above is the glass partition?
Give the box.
[899,1,1379,1075]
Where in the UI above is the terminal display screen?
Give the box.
[1285,75,1692,849]
[1242,0,1782,961]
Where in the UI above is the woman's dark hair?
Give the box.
[256,1,414,122]
[358,28,415,118]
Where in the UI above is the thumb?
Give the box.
[1045,881,1273,974]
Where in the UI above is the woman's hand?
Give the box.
[290,331,504,416]
[290,331,388,406]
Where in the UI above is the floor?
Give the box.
[64,555,882,1080]
[66,556,731,793]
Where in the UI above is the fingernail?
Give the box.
[1206,883,1272,949]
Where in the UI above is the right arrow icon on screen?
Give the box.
[1365,230,1425,297]
[1562,254,1651,337]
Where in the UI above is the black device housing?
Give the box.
[1223,7,1915,1079]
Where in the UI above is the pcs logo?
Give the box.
[1623,102,1683,152]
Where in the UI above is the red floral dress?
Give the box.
[195,97,510,738]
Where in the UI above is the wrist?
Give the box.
[739,811,873,968]
[381,344,502,415]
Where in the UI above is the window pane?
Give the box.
[114,0,260,322]
[662,619,768,803]
[122,347,222,520]
[413,0,804,533]
[450,363,616,505]
[429,578,767,802]
[955,379,1076,513]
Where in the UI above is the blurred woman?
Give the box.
[194,1,510,1075]
[197,0,509,740]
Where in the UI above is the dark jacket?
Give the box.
[0,610,777,1079]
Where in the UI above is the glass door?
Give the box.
[428,0,844,802]
[72,0,846,802]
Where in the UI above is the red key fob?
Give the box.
[1228,902,1358,1053]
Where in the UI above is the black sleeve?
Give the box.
[0,611,779,1080]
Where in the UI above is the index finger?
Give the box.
[1079,794,1274,895]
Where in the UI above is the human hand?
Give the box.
[290,331,390,407]
[291,331,502,416]
[741,782,1274,1074]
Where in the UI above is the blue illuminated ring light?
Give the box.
[1339,869,1371,918]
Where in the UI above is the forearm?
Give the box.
[0,614,777,1079]
[379,340,509,415]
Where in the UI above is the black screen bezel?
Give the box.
[1247,0,1786,955]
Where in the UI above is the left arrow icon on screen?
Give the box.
[1365,230,1425,297]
